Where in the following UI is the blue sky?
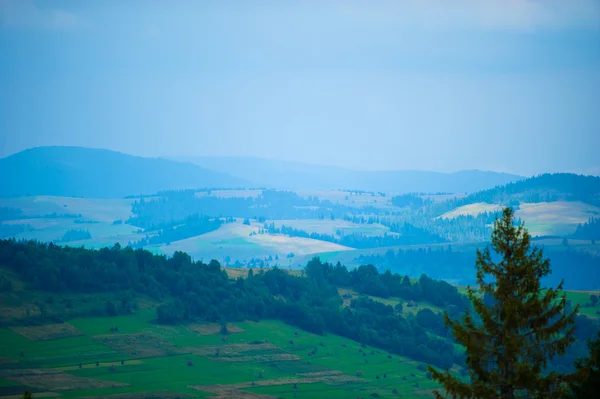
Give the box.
[1,0,599,175]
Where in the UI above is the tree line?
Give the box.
[262,222,445,248]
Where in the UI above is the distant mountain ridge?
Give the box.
[180,156,525,193]
[0,147,251,198]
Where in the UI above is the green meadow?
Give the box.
[0,310,449,399]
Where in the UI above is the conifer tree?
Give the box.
[429,207,578,398]
[568,331,600,398]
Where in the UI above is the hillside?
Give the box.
[436,173,600,210]
[0,241,597,399]
[182,156,524,193]
[0,147,251,198]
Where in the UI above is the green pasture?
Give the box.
[0,313,451,399]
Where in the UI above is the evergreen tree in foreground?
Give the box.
[568,332,600,398]
[429,207,578,398]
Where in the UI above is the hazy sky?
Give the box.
[1,0,599,176]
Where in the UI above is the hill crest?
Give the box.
[0,146,252,198]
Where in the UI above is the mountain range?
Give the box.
[1,147,525,198]
[180,156,524,193]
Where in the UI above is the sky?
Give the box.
[1,0,599,176]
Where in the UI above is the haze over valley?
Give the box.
[1,1,599,399]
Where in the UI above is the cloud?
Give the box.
[0,0,83,30]
[335,0,600,31]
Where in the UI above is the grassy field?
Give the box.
[515,201,600,236]
[148,221,353,266]
[438,203,502,219]
[0,196,134,223]
[3,218,141,245]
[0,310,450,399]
[440,201,600,236]
[0,196,142,248]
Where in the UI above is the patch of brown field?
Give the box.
[224,267,302,280]
[1,369,128,391]
[192,385,277,399]
[0,304,41,319]
[297,370,343,378]
[81,391,196,399]
[188,323,244,335]
[414,389,437,397]
[54,359,144,372]
[194,374,364,393]
[11,323,83,341]
[94,332,184,358]
[185,342,277,356]
[0,369,59,378]
[0,357,17,364]
[213,353,301,363]
[224,268,250,279]
[0,392,58,399]
[338,288,357,307]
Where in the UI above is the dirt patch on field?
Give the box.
[191,385,277,399]
[187,323,244,335]
[80,391,196,399]
[11,323,83,341]
[185,342,277,357]
[193,373,364,395]
[0,392,58,399]
[54,360,144,372]
[94,332,184,358]
[298,370,343,378]
[1,369,128,391]
[213,353,301,363]
[0,356,17,364]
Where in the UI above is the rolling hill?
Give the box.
[180,156,524,193]
[438,173,600,209]
[0,147,252,198]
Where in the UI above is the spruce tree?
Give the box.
[429,207,578,398]
[568,331,600,398]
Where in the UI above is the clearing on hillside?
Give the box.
[0,196,134,222]
[440,201,600,236]
[94,332,184,358]
[516,201,600,236]
[438,203,502,219]
[187,323,244,335]
[80,392,196,399]
[0,369,128,391]
[10,323,83,341]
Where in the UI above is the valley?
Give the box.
[1,148,599,399]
